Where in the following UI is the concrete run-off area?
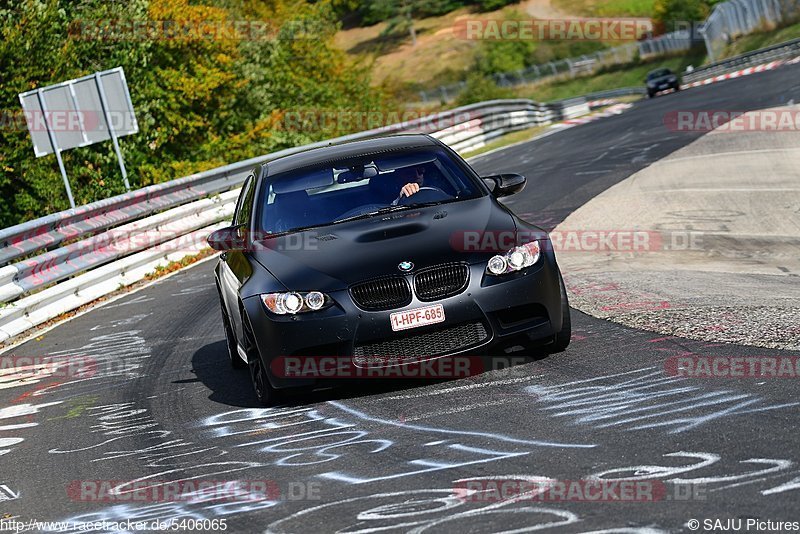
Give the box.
[556,104,800,350]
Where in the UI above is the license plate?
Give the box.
[390,304,445,332]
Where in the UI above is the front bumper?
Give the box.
[243,255,563,389]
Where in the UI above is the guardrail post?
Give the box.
[699,23,715,63]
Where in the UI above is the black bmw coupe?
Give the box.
[209,134,570,405]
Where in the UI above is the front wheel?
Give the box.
[551,272,572,352]
[219,291,246,369]
[242,312,280,406]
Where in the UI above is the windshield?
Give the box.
[257,146,484,234]
[647,69,672,79]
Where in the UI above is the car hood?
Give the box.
[249,197,525,292]
[649,75,676,84]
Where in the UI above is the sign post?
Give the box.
[35,88,76,208]
[19,67,138,207]
[93,72,131,191]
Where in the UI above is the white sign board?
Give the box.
[19,67,138,157]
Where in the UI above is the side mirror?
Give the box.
[482,173,526,198]
[207,225,246,251]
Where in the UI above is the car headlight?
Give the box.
[486,241,541,275]
[261,291,331,314]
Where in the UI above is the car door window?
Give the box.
[234,174,256,227]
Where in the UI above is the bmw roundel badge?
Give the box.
[398,261,414,272]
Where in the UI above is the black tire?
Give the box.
[219,291,247,369]
[647,90,655,99]
[551,272,571,353]
[241,311,279,406]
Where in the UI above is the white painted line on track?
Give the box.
[376,375,545,401]
[402,399,510,422]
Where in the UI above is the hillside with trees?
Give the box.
[0,0,388,226]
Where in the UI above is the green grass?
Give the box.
[722,21,800,58]
[512,49,706,102]
[553,0,655,17]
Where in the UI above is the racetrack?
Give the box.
[2,64,800,533]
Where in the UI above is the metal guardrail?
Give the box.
[0,99,547,266]
[683,36,800,83]
[0,96,595,342]
[700,0,797,62]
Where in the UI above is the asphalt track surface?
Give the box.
[3,64,800,533]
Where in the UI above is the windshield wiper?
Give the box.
[333,205,410,224]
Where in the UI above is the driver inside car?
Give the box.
[399,166,426,198]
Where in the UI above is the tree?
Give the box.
[654,0,712,32]
[0,0,389,226]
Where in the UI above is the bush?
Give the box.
[455,73,513,106]
[654,0,715,32]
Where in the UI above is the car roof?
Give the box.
[262,134,439,177]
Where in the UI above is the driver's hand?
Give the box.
[400,183,420,198]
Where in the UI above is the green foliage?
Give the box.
[455,72,512,106]
[0,0,388,227]
[477,0,518,11]
[471,10,607,77]
[654,0,714,31]
[351,0,516,26]
[553,0,656,17]
[475,40,538,76]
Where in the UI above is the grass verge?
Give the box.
[461,124,551,159]
[552,0,655,17]
[723,21,800,58]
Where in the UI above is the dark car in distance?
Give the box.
[646,68,681,98]
[208,134,570,405]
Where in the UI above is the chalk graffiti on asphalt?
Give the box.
[524,366,799,433]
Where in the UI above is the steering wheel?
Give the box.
[393,186,450,206]
[336,203,387,220]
